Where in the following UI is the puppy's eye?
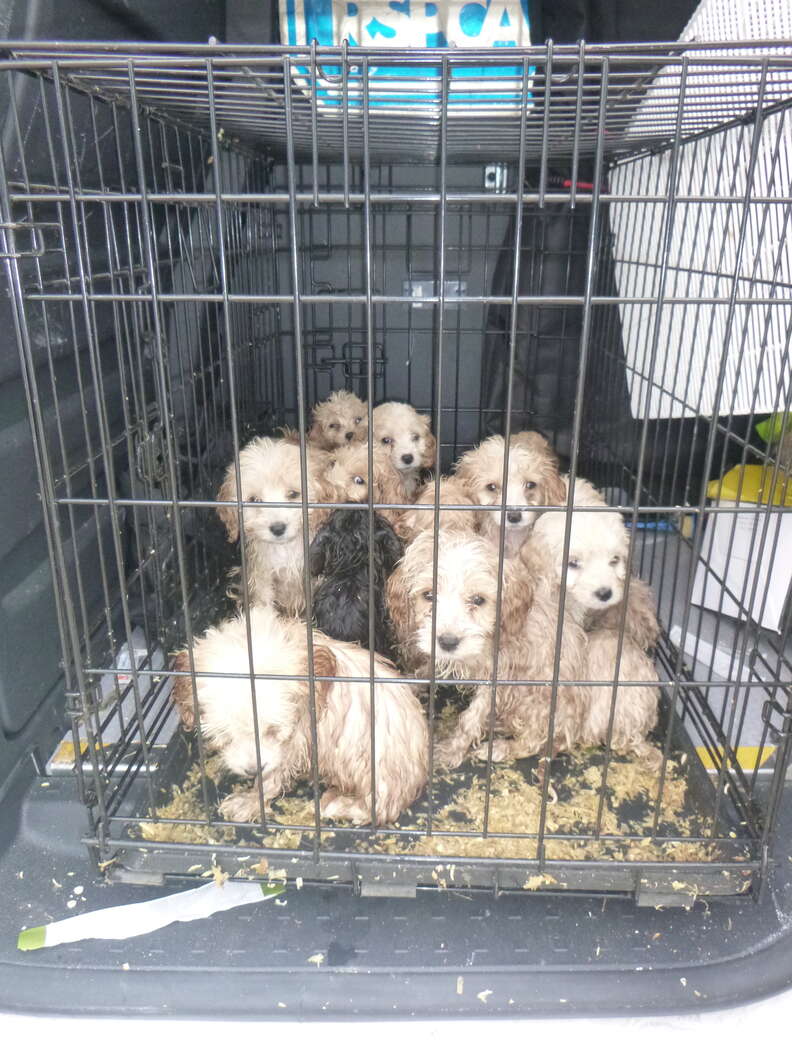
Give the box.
[609,556,621,566]
[354,416,362,425]
[411,433,419,442]
[381,436,393,445]
[422,590,434,602]
[353,475,365,486]
[329,423,340,430]
[470,594,486,607]
[524,480,537,491]
[567,559,580,570]
[486,482,499,492]
[287,490,300,500]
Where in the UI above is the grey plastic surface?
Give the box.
[1,764,792,1017]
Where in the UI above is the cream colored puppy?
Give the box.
[216,437,329,614]
[532,475,660,651]
[454,431,566,557]
[174,605,428,825]
[308,390,368,451]
[372,401,436,500]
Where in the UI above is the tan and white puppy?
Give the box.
[372,401,437,500]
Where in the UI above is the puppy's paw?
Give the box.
[433,740,469,770]
[320,790,370,825]
[473,739,513,764]
[219,789,261,823]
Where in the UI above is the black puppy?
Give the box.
[308,508,404,657]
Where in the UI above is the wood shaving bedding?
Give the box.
[137,729,723,864]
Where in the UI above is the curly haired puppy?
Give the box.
[532,475,660,652]
[454,431,566,557]
[216,437,329,614]
[386,529,586,770]
[308,390,368,451]
[372,401,437,500]
[309,508,403,656]
[173,605,428,824]
[581,629,662,771]
[397,475,478,543]
[321,441,410,528]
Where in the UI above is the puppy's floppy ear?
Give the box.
[308,521,329,577]
[172,649,196,731]
[308,417,327,448]
[376,518,405,576]
[544,467,567,508]
[216,467,239,543]
[500,546,538,631]
[452,449,475,495]
[420,415,437,468]
[385,560,413,643]
[373,449,410,508]
[310,644,336,719]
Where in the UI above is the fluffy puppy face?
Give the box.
[387,530,507,670]
[216,437,325,546]
[322,442,409,512]
[308,390,368,450]
[372,402,436,475]
[532,507,630,613]
[454,432,565,537]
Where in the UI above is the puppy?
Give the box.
[581,628,662,771]
[454,431,566,558]
[309,508,404,656]
[531,475,660,652]
[308,390,368,451]
[174,605,428,825]
[372,401,437,500]
[321,441,410,528]
[386,529,586,770]
[216,437,329,615]
[396,475,478,542]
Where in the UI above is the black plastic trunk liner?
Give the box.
[0,766,790,1018]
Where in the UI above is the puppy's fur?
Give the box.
[397,475,478,542]
[321,442,410,528]
[581,629,661,770]
[532,475,660,652]
[454,432,566,557]
[372,402,437,500]
[216,437,329,614]
[308,390,368,451]
[529,476,662,768]
[386,530,587,769]
[174,605,428,824]
[309,508,404,655]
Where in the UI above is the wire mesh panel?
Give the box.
[1,41,791,903]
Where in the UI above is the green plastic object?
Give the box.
[17,926,46,952]
[756,414,789,444]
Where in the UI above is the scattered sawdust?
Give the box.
[138,755,237,845]
[136,731,725,867]
[365,753,717,863]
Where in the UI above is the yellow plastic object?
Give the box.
[706,465,792,507]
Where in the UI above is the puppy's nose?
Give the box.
[437,633,461,652]
[401,453,414,465]
[595,587,612,602]
[345,431,354,441]
[269,522,287,537]
[506,509,523,524]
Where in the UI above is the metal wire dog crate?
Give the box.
[2,40,791,904]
